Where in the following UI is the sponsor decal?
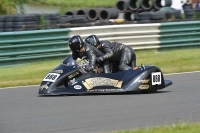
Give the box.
[138,79,150,84]
[70,78,77,85]
[51,69,63,74]
[43,73,60,82]
[40,82,49,90]
[152,72,162,85]
[139,84,149,90]
[82,77,123,90]
[74,85,82,90]
[87,88,123,92]
[68,71,80,79]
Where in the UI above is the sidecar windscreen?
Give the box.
[61,56,76,66]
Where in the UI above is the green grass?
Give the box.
[30,0,117,14]
[108,122,200,133]
[0,48,200,88]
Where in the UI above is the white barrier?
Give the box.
[69,23,161,50]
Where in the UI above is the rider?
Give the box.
[68,35,110,73]
[85,34,136,71]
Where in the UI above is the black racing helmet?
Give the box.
[68,35,84,52]
[85,35,100,47]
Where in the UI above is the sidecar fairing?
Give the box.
[38,56,172,95]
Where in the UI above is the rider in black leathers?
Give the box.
[85,35,136,71]
[68,35,110,73]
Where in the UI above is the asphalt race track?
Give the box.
[0,72,200,133]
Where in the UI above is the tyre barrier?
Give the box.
[76,9,90,19]
[139,0,154,11]
[152,0,172,10]
[116,0,130,13]
[65,10,77,15]
[128,0,141,11]
[87,8,105,20]
[150,11,165,20]
[124,10,136,21]
[184,9,195,19]
[137,12,151,21]
[135,8,146,20]
[99,8,119,20]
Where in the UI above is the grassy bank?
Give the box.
[30,0,117,14]
[0,49,200,88]
[109,122,200,133]
[31,0,116,8]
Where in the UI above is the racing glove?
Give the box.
[85,66,93,72]
[96,57,103,62]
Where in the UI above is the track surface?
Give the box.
[0,72,200,133]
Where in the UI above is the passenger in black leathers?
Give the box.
[85,35,136,71]
[68,35,110,73]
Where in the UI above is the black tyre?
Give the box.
[164,0,172,6]
[99,9,110,20]
[4,28,13,32]
[139,0,153,11]
[4,22,13,28]
[69,17,87,24]
[65,10,77,15]
[76,8,90,19]
[87,8,104,20]
[165,10,173,19]
[13,28,23,31]
[173,10,181,19]
[135,8,146,20]
[152,0,162,10]
[128,0,141,11]
[124,10,136,21]
[137,12,150,20]
[0,16,4,22]
[150,11,166,20]
[184,9,195,16]
[57,15,72,24]
[13,15,27,22]
[4,15,13,22]
[0,22,3,28]
[13,22,25,28]
[116,0,130,13]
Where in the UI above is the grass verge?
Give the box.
[0,48,200,88]
[109,122,200,133]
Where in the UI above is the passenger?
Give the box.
[85,35,136,71]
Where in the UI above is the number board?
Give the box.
[43,73,60,82]
[151,72,161,85]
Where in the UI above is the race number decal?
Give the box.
[152,72,161,85]
[43,73,60,82]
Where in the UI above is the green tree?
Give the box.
[0,0,30,15]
